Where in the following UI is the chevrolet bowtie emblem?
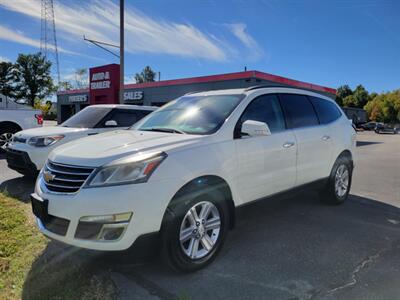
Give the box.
[43,170,56,182]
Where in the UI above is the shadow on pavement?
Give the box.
[23,192,400,300]
[0,176,35,203]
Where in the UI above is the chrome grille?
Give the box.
[43,161,95,193]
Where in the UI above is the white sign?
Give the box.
[90,81,111,89]
[124,91,144,101]
[90,71,111,90]
[91,72,110,81]
[69,95,88,103]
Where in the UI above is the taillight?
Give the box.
[35,114,43,125]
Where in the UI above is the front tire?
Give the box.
[0,125,20,152]
[161,190,229,272]
[320,157,352,205]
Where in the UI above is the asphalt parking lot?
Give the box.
[1,130,399,299]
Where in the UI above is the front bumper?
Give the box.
[6,148,38,176]
[32,176,178,251]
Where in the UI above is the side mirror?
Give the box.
[105,120,118,127]
[241,120,271,137]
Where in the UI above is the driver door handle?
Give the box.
[322,135,331,141]
[283,142,295,148]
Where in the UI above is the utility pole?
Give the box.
[40,0,60,84]
[119,0,124,104]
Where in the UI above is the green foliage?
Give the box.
[0,193,47,299]
[337,84,400,123]
[0,193,118,300]
[0,61,15,98]
[34,99,53,116]
[341,85,369,108]
[364,90,400,123]
[336,84,353,106]
[135,66,156,83]
[12,53,55,107]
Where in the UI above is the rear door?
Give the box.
[279,93,333,185]
[234,94,297,202]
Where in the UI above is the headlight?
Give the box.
[85,152,167,187]
[28,135,64,147]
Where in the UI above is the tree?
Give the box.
[336,85,353,106]
[34,98,53,116]
[135,66,156,83]
[352,85,369,108]
[364,90,400,123]
[12,53,55,107]
[341,84,369,108]
[73,68,88,89]
[58,81,73,91]
[342,95,357,107]
[0,61,15,98]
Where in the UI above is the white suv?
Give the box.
[6,104,156,176]
[31,87,356,272]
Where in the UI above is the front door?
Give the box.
[234,94,297,204]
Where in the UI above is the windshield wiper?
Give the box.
[141,127,185,134]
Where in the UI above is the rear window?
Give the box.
[61,106,111,128]
[279,94,319,129]
[97,109,152,128]
[309,96,342,124]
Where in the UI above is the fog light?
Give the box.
[98,225,126,241]
[80,212,132,223]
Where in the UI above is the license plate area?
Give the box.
[31,195,49,222]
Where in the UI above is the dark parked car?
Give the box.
[361,121,381,131]
[375,123,398,134]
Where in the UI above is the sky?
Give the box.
[0,0,399,93]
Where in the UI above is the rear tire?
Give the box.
[320,156,352,205]
[161,189,229,272]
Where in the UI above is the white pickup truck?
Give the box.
[0,97,43,151]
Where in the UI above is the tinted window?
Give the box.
[309,96,342,124]
[238,94,286,134]
[134,94,243,135]
[279,94,319,128]
[101,109,152,127]
[61,106,111,128]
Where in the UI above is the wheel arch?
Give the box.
[0,121,22,133]
[163,175,236,229]
[336,149,353,168]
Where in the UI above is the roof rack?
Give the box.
[244,85,303,92]
[184,90,202,96]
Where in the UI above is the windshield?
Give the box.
[133,94,243,135]
[61,106,112,128]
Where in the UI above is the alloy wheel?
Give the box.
[0,132,13,150]
[179,201,221,260]
[335,164,349,197]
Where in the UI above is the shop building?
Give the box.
[57,64,336,123]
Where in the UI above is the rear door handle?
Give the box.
[322,135,331,141]
[283,142,295,148]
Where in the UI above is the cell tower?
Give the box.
[40,0,60,84]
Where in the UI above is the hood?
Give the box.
[15,126,89,139]
[49,130,203,167]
